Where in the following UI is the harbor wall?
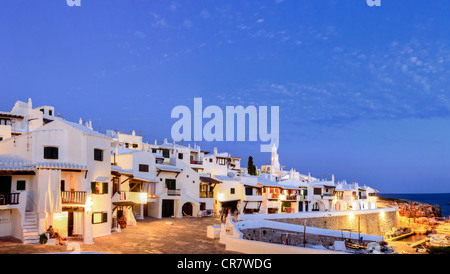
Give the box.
[240,208,398,237]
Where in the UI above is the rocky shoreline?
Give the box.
[379,197,447,237]
[379,197,441,218]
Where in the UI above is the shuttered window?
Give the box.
[92,212,108,224]
[94,149,103,161]
[44,147,59,159]
[91,182,108,194]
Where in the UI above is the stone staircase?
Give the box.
[22,211,40,244]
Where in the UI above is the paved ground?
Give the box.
[0,217,240,254]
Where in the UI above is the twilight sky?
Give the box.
[1,0,450,193]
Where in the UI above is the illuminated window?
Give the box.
[92,212,108,224]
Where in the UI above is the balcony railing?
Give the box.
[190,160,203,165]
[199,191,214,198]
[167,189,181,196]
[114,191,148,204]
[0,193,20,205]
[61,191,86,205]
[280,194,297,201]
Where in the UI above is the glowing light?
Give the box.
[218,193,225,202]
[139,193,147,203]
[85,196,94,212]
[348,213,355,220]
[379,210,385,218]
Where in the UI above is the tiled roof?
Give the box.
[35,162,88,170]
[156,164,182,173]
[213,175,239,182]
[57,118,109,138]
[0,155,34,171]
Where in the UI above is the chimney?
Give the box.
[28,98,32,109]
[79,118,83,125]
[214,147,218,155]
[132,130,136,136]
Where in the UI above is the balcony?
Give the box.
[112,191,147,204]
[61,191,86,205]
[0,193,20,205]
[167,189,181,196]
[199,191,214,198]
[244,194,264,202]
[279,194,297,201]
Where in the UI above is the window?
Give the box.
[139,164,149,172]
[230,188,235,194]
[17,181,26,191]
[162,149,170,158]
[152,149,157,153]
[91,182,108,194]
[245,187,253,196]
[217,158,226,165]
[314,188,322,195]
[60,180,65,191]
[92,212,108,224]
[132,144,138,148]
[44,147,59,160]
[209,158,212,163]
[165,179,176,190]
[0,137,3,142]
[125,143,129,148]
[200,203,206,210]
[49,110,53,116]
[94,149,103,161]
[40,109,44,114]
[178,153,183,160]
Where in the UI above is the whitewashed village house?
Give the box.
[0,99,111,244]
[107,130,158,228]
[0,98,380,246]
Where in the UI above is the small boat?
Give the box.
[344,239,367,249]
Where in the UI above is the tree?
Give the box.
[247,156,257,175]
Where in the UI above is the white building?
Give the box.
[0,114,112,244]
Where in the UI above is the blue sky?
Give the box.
[1,0,450,193]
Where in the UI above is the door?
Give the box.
[0,176,12,194]
[162,200,174,217]
[68,211,74,237]
[182,203,193,216]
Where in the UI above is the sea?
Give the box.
[378,193,450,218]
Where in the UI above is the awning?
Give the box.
[200,176,222,184]
[113,201,137,207]
[156,164,182,173]
[95,176,110,183]
[111,165,133,176]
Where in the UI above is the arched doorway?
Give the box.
[182,202,193,216]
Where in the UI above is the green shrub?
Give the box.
[427,246,450,254]
[39,233,48,245]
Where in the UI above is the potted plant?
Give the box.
[39,233,48,245]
